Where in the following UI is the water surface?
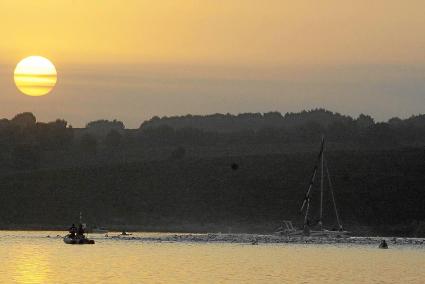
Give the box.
[0,231,423,283]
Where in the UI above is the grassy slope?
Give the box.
[0,147,424,235]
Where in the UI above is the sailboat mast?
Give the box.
[300,137,326,229]
[300,137,325,213]
[303,197,311,228]
[319,136,325,230]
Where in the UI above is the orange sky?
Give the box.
[1,0,425,127]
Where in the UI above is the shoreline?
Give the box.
[0,224,411,237]
[0,226,423,239]
[1,230,424,246]
[105,233,425,246]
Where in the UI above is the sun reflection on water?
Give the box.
[7,244,50,284]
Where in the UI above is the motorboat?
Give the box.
[63,234,95,244]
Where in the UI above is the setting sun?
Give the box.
[14,56,57,96]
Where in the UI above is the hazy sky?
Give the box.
[1,0,425,127]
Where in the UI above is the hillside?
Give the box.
[0,148,424,236]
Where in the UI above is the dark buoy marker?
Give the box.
[231,163,239,170]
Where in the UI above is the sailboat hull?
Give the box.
[308,230,350,237]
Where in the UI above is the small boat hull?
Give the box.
[63,235,95,245]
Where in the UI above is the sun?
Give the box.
[14,56,57,96]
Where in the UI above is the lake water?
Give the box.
[0,231,424,283]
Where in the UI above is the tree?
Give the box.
[35,119,73,150]
[86,119,124,130]
[0,119,10,128]
[12,112,36,128]
[356,114,374,129]
[51,119,68,128]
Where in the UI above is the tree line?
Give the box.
[1,109,425,171]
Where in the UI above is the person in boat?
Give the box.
[77,224,85,238]
[379,239,388,249]
[69,224,77,238]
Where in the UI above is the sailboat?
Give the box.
[276,136,349,237]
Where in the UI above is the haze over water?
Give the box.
[0,231,424,283]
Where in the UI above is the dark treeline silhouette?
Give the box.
[138,109,425,148]
[141,109,357,132]
[2,109,425,168]
[0,109,425,235]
